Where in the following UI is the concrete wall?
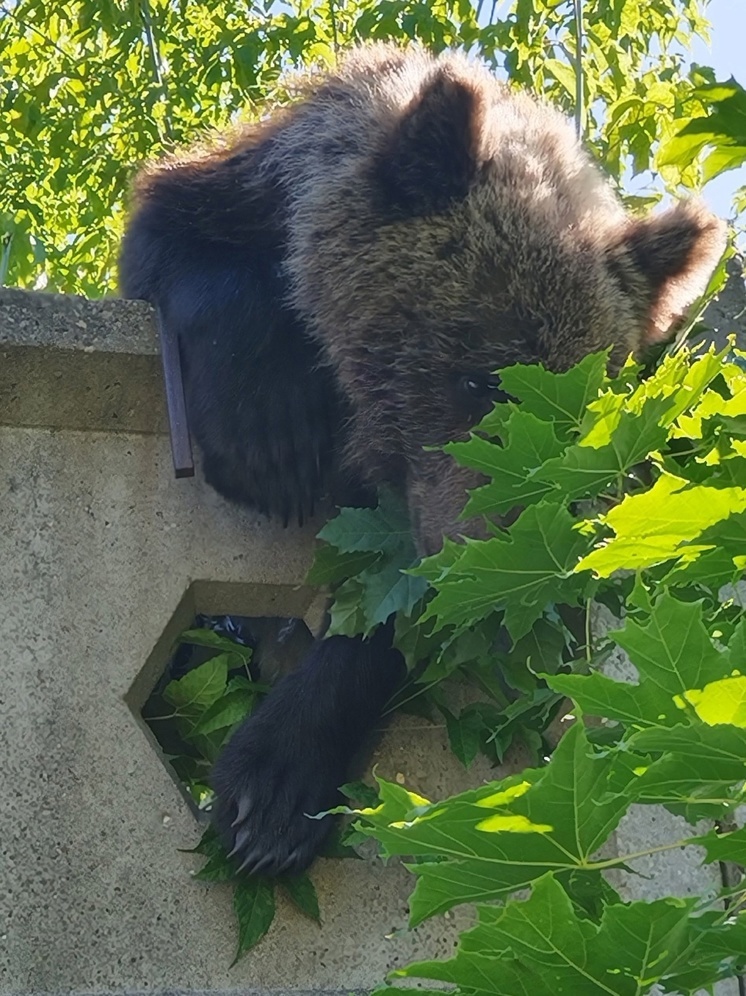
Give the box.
[0,289,535,996]
[1,280,744,996]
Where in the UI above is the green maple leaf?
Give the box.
[326,577,368,636]
[547,593,732,727]
[692,825,746,866]
[534,400,671,501]
[447,411,565,517]
[306,544,381,586]
[577,473,746,577]
[635,723,746,784]
[663,546,746,590]
[360,558,428,629]
[480,350,610,440]
[662,508,746,587]
[498,616,570,693]
[548,669,658,728]
[593,593,732,702]
[317,489,415,556]
[393,608,447,670]
[622,344,727,423]
[441,705,486,767]
[394,875,709,996]
[353,724,638,925]
[314,489,424,633]
[626,722,746,818]
[673,353,746,442]
[417,502,593,641]
[532,346,728,505]
[661,909,746,994]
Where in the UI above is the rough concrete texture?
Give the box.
[0,286,157,353]
[0,290,531,996]
[0,288,166,435]
[701,254,746,350]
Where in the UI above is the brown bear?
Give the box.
[120,43,726,877]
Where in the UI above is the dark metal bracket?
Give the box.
[155,307,194,479]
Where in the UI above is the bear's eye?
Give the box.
[461,374,504,400]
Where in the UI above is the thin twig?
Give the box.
[328,0,339,54]
[0,234,13,286]
[140,0,174,141]
[572,0,584,139]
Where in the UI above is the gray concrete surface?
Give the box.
[0,289,530,995]
[0,288,165,435]
[701,255,746,350]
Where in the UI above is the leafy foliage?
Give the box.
[147,624,342,956]
[143,627,260,801]
[658,77,746,186]
[173,341,746,966]
[314,490,428,635]
[316,342,746,995]
[389,874,746,996]
[3,0,743,294]
[312,342,746,768]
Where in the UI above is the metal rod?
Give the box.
[155,307,194,479]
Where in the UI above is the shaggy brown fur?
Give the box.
[123,43,725,551]
[120,43,726,876]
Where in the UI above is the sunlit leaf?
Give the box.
[352,724,637,925]
[547,593,732,726]
[576,473,746,577]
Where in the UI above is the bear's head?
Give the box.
[290,49,727,555]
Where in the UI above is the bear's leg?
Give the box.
[212,628,406,876]
[120,168,346,524]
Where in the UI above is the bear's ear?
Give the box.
[608,200,727,345]
[375,69,486,215]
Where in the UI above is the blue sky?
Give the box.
[692,0,744,84]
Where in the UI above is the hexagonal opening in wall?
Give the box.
[126,580,324,817]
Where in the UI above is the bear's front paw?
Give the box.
[211,714,344,878]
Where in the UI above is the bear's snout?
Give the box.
[406,452,490,558]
